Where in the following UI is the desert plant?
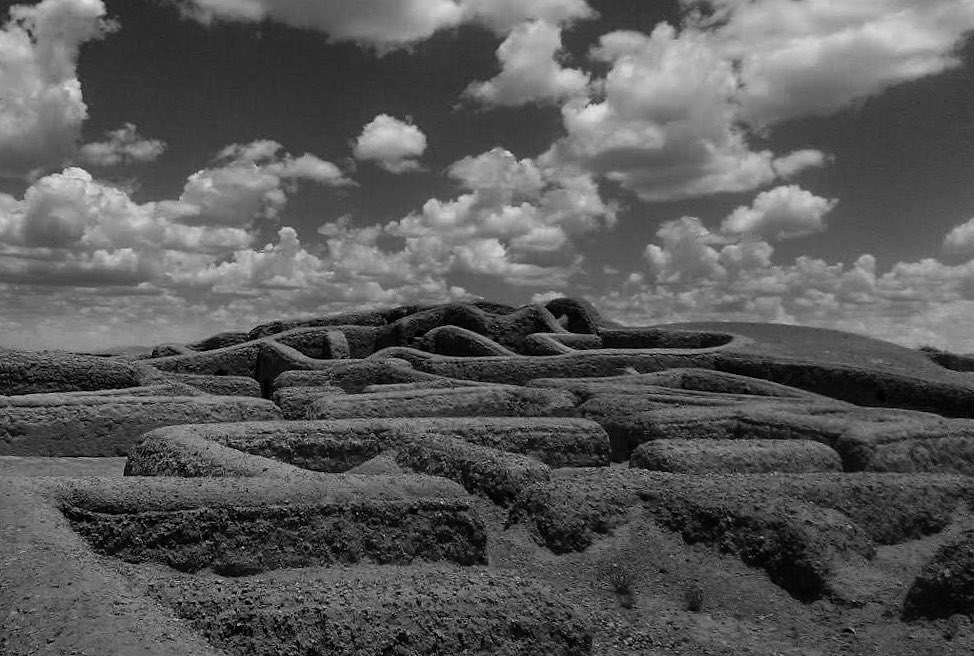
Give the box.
[600,562,638,608]
[684,584,705,612]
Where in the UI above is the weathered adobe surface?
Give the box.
[7,297,974,654]
[136,564,593,656]
[0,348,144,395]
[4,474,562,656]
[630,438,843,474]
[509,468,974,600]
[127,417,610,475]
[271,384,345,419]
[305,385,579,421]
[62,477,487,574]
[0,394,281,456]
[919,346,974,373]
[902,528,974,620]
[166,373,262,397]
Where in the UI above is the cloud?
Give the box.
[0,0,117,178]
[0,143,613,347]
[540,24,827,201]
[384,147,615,286]
[643,217,738,285]
[721,185,837,241]
[686,0,974,128]
[78,123,167,167]
[537,1,974,202]
[610,202,974,352]
[460,0,594,33]
[944,217,974,255]
[178,140,350,226]
[175,0,594,49]
[0,167,255,287]
[175,0,465,48]
[352,115,427,173]
[0,141,348,288]
[181,147,615,299]
[167,223,469,315]
[464,20,589,107]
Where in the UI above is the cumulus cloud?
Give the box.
[461,0,593,33]
[465,20,589,107]
[174,0,593,49]
[167,223,469,316]
[0,0,117,178]
[175,0,465,47]
[182,147,616,299]
[611,201,974,352]
[721,185,837,241]
[536,1,974,201]
[352,115,427,173]
[44,169,253,253]
[618,250,974,352]
[944,217,974,255]
[78,123,166,167]
[686,0,974,128]
[0,143,612,347]
[0,143,613,344]
[384,147,615,286]
[178,140,350,226]
[540,24,827,201]
[0,141,348,289]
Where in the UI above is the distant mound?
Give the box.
[656,321,967,383]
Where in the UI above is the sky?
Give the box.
[2,0,974,352]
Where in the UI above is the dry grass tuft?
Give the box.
[599,562,639,609]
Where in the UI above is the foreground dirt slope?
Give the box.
[3,297,974,655]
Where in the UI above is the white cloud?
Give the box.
[177,0,465,48]
[465,20,589,107]
[182,147,615,297]
[176,0,594,48]
[21,168,251,253]
[171,226,325,291]
[178,140,350,226]
[611,204,974,352]
[0,144,613,344]
[772,150,830,178]
[384,147,614,286]
[537,1,974,202]
[687,0,974,128]
[721,185,837,241]
[0,141,348,288]
[531,289,564,304]
[352,114,427,173]
[944,217,974,255]
[78,123,167,167]
[643,217,727,284]
[0,0,117,178]
[167,223,469,313]
[540,24,826,201]
[460,0,593,33]
[56,146,597,308]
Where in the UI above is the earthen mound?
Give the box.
[8,297,974,655]
[903,528,974,620]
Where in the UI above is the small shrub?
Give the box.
[684,584,705,612]
[600,562,638,608]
